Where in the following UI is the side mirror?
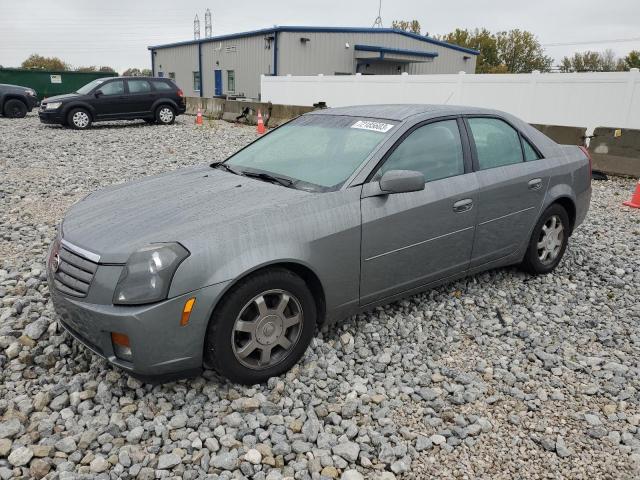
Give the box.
[379,170,425,194]
[94,90,104,97]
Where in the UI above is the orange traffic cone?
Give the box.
[195,107,203,125]
[256,109,266,135]
[623,180,640,208]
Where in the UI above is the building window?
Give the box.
[193,71,201,92]
[227,70,235,92]
[169,72,176,80]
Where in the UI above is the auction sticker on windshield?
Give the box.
[351,120,395,133]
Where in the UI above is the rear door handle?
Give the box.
[453,198,473,213]
[528,178,542,190]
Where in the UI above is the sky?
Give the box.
[1,0,639,73]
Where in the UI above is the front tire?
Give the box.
[67,108,92,130]
[3,99,28,118]
[204,268,317,384]
[521,204,570,274]
[155,105,175,125]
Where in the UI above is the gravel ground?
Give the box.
[1,113,639,480]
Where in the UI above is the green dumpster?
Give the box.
[0,68,117,101]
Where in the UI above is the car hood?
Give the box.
[62,165,312,263]
[44,92,81,102]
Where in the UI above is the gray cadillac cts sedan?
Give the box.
[47,105,591,384]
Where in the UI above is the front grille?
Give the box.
[54,246,98,298]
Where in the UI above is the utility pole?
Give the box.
[372,0,383,28]
[205,9,212,38]
[194,14,201,40]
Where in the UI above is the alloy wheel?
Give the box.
[72,111,90,128]
[159,107,174,123]
[537,214,564,264]
[231,289,303,370]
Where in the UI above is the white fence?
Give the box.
[261,69,640,132]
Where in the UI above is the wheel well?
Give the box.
[552,197,576,234]
[4,95,27,105]
[220,263,327,325]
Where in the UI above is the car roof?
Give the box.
[307,104,505,121]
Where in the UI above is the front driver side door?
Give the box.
[360,117,479,305]
[90,79,129,119]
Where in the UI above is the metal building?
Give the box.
[148,26,479,100]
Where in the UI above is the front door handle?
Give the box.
[528,178,542,190]
[453,198,473,213]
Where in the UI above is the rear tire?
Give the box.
[67,108,92,130]
[155,105,175,125]
[520,204,570,274]
[204,268,316,384]
[3,99,28,118]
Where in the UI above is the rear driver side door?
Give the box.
[360,117,478,305]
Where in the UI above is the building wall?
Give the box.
[201,35,273,98]
[151,30,477,100]
[277,31,476,76]
[152,44,199,96]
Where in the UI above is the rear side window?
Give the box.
[468,117,523,170]
[128,79,151,93]
[99,80,124,96]
[377,120,465,182]
[152,80,173,91]
[522,137,541,161]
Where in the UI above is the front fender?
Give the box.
[61,102,97,120]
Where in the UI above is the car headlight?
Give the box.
[46,102,62,110]
[25,89,36,97]
[113,243,189,305]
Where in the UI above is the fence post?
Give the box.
[529,70,540,123]
[624,68,639,127]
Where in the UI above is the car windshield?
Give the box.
[223,114,397,191]
[76,78,107,95]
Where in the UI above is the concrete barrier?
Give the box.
[589,128,640,178]
[531,124,586,147]
[185,97,315,126]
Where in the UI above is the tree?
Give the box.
[98,66,116,73]
[122,67,142,76]
[624,50,640,70]
[495,30,553,73]
[391,20,422,34]
[439,28,501,73]
[76,66,97,72]
[559,50,623,72]
[21,54,70,71]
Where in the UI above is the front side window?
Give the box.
[376,119,465,182]
[77,78,107,95]
[227,70,235,92]
[468,117,523,170]
[128,79,151,93]
[193,71,201,91]
[99,80,125,96]
[225,115,397,191]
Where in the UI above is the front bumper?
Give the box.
[47,244,231,383]
[38,108,64,124]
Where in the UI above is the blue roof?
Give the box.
[148,26,480,56]
[354,44,438,59]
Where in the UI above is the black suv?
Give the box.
[0,83,39,118]
[38,76,186,129]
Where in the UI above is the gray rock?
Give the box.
[8,446,33,466]
[341,469,365,480]
[0,419,21,439]
[157,453,181,470]
[90,456,110,473]
[55,437,77,454]
[211,450,239,470]
[332,442,360,463]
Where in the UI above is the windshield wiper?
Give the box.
[211,162,241,176]
[240,171,295,188]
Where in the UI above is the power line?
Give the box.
[543,37,640,47]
